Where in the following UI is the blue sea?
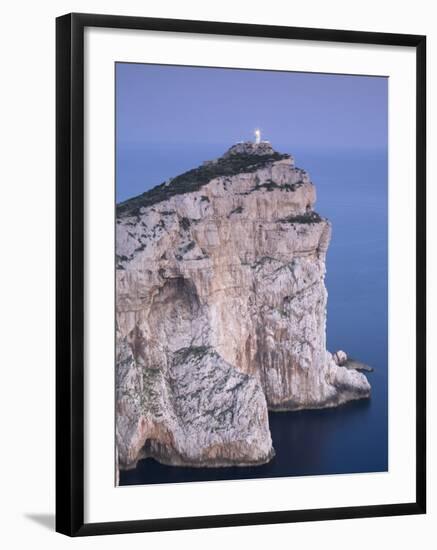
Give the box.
[118,144,388,486]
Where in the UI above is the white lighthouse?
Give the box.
[254,128,261,144]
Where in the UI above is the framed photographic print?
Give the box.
[56,13,426,536]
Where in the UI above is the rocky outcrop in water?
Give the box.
[115,141,371,471]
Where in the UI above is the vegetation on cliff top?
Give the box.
[117,150,290,217]
[280,211,323,224]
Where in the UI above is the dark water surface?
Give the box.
[119,148,388,486]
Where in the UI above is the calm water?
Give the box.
[119,146,388,486]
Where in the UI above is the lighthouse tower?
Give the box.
[254,128,261,144]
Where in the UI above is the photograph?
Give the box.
[0,1,430,545]
[114,63,388,486]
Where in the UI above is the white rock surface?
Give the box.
[333,350,348,366]
[115,142,371,470]
[116,339,273,469]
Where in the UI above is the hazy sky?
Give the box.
[116,63,387,201]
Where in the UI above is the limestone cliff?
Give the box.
[115,141,370,471]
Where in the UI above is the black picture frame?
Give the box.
[56,12,426,537]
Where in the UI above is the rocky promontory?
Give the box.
[115,141,371,472]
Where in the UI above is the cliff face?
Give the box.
[115,142,370,471]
